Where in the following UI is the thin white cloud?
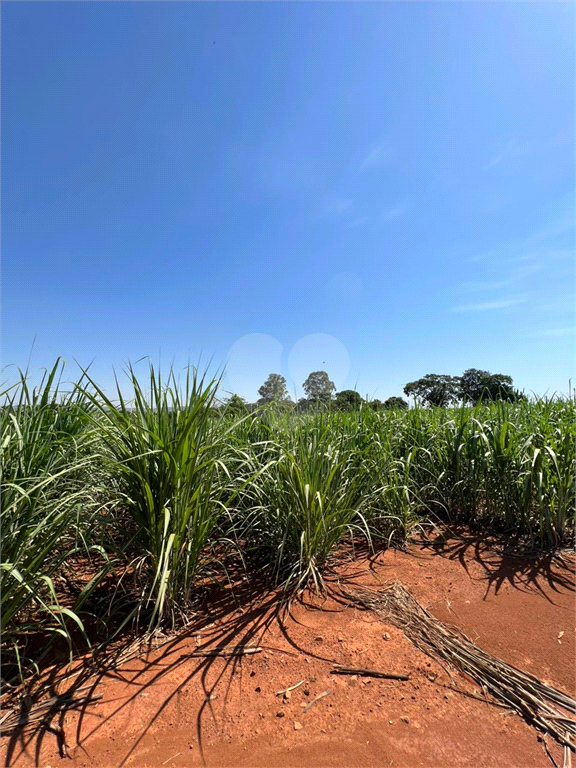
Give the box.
[460,279,513,292]
[537,295,574,312]
[360,144,392,171]
[505,259,543,278]
[527,212,575,244]
[320,197,353,218]
[483,139,532,171]
[533,327,575,338]
[334,198,353,215]
[256,154,318,197]
[464,253,490,264]
[459,256,542,292]
[383,205,405,221]
[452,296,527,313]
[346,216,369,228]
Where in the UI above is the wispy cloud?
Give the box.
[254,151,318,198]
[464,253,490,264]
[320,197,353,218]
[460,278,514,292]
[504,258,543,278]
[360,144,392,171]
[383,205,405,221]
[536,295,574,312]
[529,216,575,244]
[533,327,575,338]
[483,138,532,171]
[452,296,527,313]
[346,216,369,228]
[460,255,542,291]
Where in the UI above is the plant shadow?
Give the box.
[2,570,347,768]
[418,525,575,602]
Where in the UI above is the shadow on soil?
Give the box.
[418,526,575,602]
[4,531,574,767]
[2,572,351,768]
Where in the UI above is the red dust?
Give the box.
[2,533,574,768]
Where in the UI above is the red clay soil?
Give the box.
[2,533,575,768]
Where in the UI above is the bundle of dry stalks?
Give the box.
[0,686,102,734]
[345,582,575,754]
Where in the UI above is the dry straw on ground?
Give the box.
[344,582,576,756]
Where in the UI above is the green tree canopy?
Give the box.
[404,374,461,407]
[224,394,248,414]
[383,396,409,410]
[302,371,336,403]
[460,368,521,403]
[334,389,363,411]
[258,373,291,404]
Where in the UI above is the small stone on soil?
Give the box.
[294,721,303,730]
[276,710,285,718]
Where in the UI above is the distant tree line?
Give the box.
[403,369,524,407]
[221,367,523,414]
[222,370,408,413]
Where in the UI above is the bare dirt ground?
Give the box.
[3,531,575,768]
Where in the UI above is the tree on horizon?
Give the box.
[303,370,336,403]
[404,374,461,407]
[258,373,291,404]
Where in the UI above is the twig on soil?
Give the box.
[331,665,409,681]
[542,736,560,768]
[162,752,182,765]
[183,645,262,658]
[303,689,331,714]
[47,723,68,759]
[1,689,103,734]
[276,680,304,696]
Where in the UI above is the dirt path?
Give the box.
[3,534,574,768]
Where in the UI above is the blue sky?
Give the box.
[2,1,574,401]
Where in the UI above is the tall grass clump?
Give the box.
[239,415,371,592]
[406,399,575,547]
[82,364,230,629]
[357,409,438,542]
[477,398,575,546]
[1,361,99,678]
